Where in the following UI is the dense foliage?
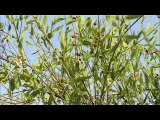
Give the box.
[0,15,159,105]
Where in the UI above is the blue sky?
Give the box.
[0,15,159,104]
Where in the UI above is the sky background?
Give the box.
[0,15,159,104]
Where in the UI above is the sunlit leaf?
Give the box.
[42,15,47,26]
[122,41,128,48]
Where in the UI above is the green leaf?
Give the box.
[42,15,47,26]
[16,21,19,30]
[112,20,117,27]
[48,94,54,104]
[5,15,13,23]
[32,64,40,68]
[148,61,159,67]
[118,84,123,93]
[124,35,139,39]
[31,90,40,98]
[66,20,77,25]
[21,72,32,80]
[101,27,106,33]
[110,90,119,95]
[47,32,53,39]
[31,25,34,36]
[142,31,149,42]
[52,17,65,26]
[26,41,34,46]
[26,20,36,24]
[8,24,11,31]
[31,77,39,89]
[3,62,7,69]
[0,22,4,29]
[10,79,16,91]
[82,40,91,45]
[75,61,80,72]
[122,41,128,48]
[76,75,92,83]
[85,17,92,28]
[53,25,63,32]
[0,72,6,80]
[125,15,142,20]
[90,50,94,54]
[131,51,137,60]
[111,67,115,80]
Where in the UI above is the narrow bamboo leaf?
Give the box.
[101,27,106,33]
[124,35,139,39]
[42,15,47,26]
[5,15,13,23]
[122,41,128,48]
[16,21,19,30]
[125,15,142,20]
[26,20,36,24]
[110,90,119,95]
[0,22,4,29]
[48,94,54,104]
[75,61,80,72]
[52,17,65,26]
[112,20,117,27]
[148,61,159,67]
[82,40,91,45]
[142,31,149,42]
[108,35,120,38]
[10,79,16,91]
[53,25,63,32]
[30,25,34,36]
[77,75,92,81]
[111,67,115,80]
[26,41,34,46]
[85,17,92,28]
[66,20,77,25]
[0,72,6,80]
[8,24,11,31]
[47,32,53,39]
[31,90,40,98]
